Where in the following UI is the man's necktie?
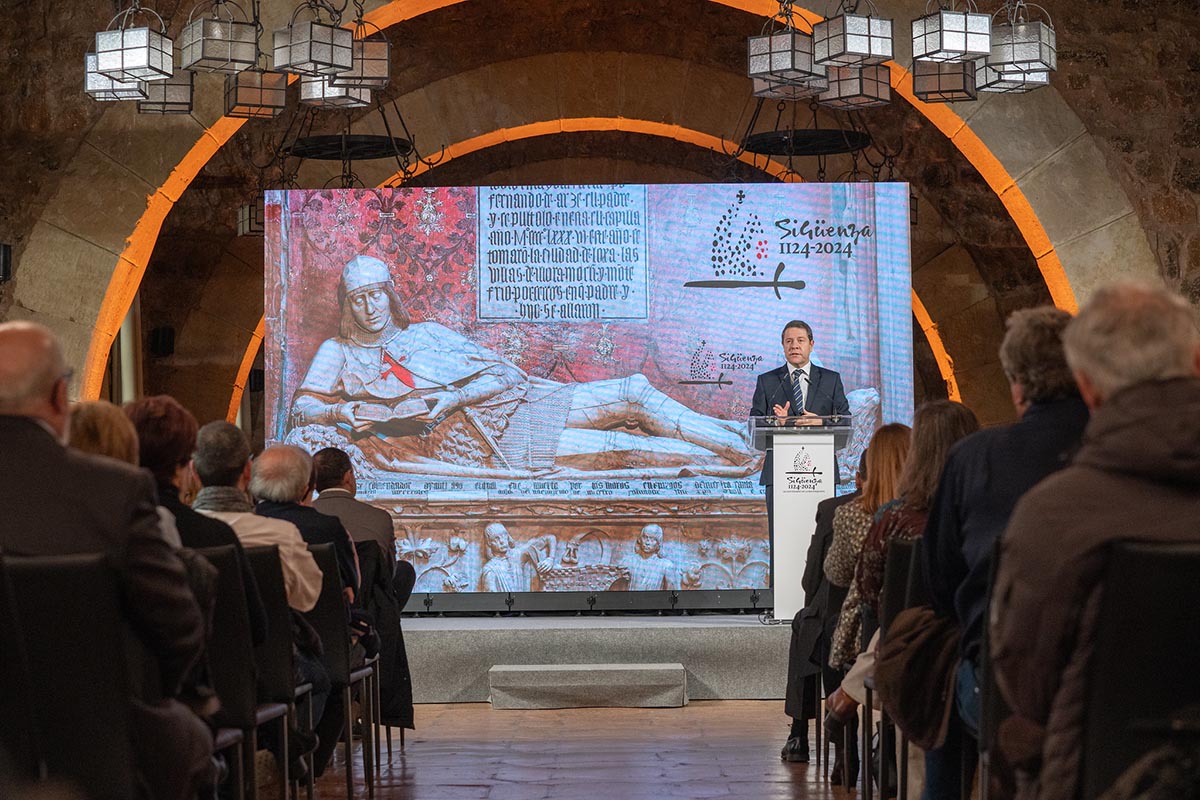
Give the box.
[791,368,806,413]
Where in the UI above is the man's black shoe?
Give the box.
[779,736,810,763]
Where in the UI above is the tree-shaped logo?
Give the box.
[710,190,766,278]
[688,337,716,380]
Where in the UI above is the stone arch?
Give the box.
[7,0,1157,408]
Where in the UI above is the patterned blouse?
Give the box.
[855,498,930,617]
[824,498,875,669]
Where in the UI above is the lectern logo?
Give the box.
[785,446,823,493]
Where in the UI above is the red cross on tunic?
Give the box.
[380,352,415,388]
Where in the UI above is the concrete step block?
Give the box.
[489,662,687,709]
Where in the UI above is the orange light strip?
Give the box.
[912,289,961,402]
[82,118,248,400]
[226,316,265,423]
[381,118,800,185]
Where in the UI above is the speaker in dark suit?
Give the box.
[749,321,850,579]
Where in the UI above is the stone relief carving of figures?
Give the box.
[479,523,559,593]
[397,529,469,592]
[686,534,769,590]
[285,255,758,481]
[618,524,681,591]
[394,520,770,594]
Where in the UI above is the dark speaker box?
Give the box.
[148,326,175,357]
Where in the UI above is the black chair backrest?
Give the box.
[978,538,1008,756]
[305,542,353,685]
[1081,541,1200,800]
[243,545,296,704]
[907,537,932,609]
[879,537,917,638]
[0,551,42,778]
[195,545,257,729]
[6,552,141,799]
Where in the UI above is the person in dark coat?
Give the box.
[252,445,361,603]
[125,394,268,645]
[993,283,1200,800]
[781,453,865,775]
[920,306,1089,800]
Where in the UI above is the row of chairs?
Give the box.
[0,542,388,800]
[853,537,1200,800]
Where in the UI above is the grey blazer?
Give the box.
[313,489,396,557]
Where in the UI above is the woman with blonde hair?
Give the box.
[808,422,909,784]
[68,400,181,548]
[825,422,912,668]
[67,400,139,466]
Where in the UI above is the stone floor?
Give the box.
[314,700,850,799]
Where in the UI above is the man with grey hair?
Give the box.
[918,306,1090,799]
[253,444,360,604]
[992,283,1200,800]
[0,321,216,800]
[192,423,323,613]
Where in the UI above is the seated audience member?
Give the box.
[821,424,912,781]
[992,283,1200,800]
[191,423,335,772]
[782,453,865,771]
[856,400,979,614]
[0,321,216,800]
[191,423,323,613]
[125,395,267,644]
[253,445,360,603]
[313,446,416,731]
[826,423,912,671]
[67,399,182,549]
[312,447,396,558]
[920,306,1088,800]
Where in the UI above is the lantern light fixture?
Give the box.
[84,52,148,101]
[300,75,372,108]
[138,64,195,114]
[224,67,289,118]
[752,75,829,100]
[976,59,1050,92]
[237,199,265,237]
[330,3,391,90]
[179,0,258,73]
[94,2,174,83]
[987,0,1056,75]
[748,1,827,87]
[911,1,992,63]
[911,59,977,102]
[813,0,894,67]
[818,64,891,109]
[273,3,354,77]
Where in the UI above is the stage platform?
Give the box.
[403,614,790,704]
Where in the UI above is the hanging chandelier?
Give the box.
[84,0,394,118]
[747,0,1057,107]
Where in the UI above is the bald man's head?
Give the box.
[0,321,70,435]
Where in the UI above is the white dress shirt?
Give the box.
[787,363,810,412]
[196,510,323,612]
